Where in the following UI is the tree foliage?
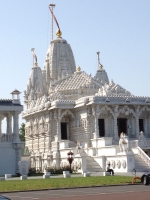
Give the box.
[19,123,25,142]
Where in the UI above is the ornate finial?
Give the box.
[77,66,81,71]
[49,4,56,40]
[56,29,62,37]
[99,64,103,69]
[31,48,38,66]
[49,5,62,38]
[97,51,103,70]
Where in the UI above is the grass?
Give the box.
[0,176,141,192]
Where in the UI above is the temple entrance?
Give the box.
[98,119,105,137]
[61,123,67,140]
[117,118,127,137]
[139,119,144,132]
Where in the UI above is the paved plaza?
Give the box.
[1,185,150,200]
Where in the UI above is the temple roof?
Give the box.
[11,89,21,94]
[0,99,22,107]
[52,70,102,92]
[97,80,132,97]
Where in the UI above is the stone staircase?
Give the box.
[86,156,104,172]
[134,154,150,172]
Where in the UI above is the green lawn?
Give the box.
[0,176,140,192]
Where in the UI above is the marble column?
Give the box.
[7,113,12,135]
[148,114,150,137]
[144,118,148,137]
[87,117,91,146]
[48,120,52,151]
[135,116,140,139]
[127,117,130,137]
[131,116,135,137]
[13,112,20,142]
[0,114,4,142]
[94,115,99,138]
[57,119,61,141]
[104,117,107,137]
[0,118,2,135]
[113,115,118,140]
[113,105,119,140]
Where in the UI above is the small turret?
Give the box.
[11,89,21,104]
[24,49,47,101]
[94,52,109,85]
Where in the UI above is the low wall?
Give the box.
[93,153,135,172]
[0,143,16,175]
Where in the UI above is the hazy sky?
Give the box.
[0,0,150,127]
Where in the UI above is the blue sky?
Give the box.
[0,0,150,127]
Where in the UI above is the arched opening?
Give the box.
[60,110,75,140]
[61,123,67,140]
[117,118,127,137]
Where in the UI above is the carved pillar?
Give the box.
[54,109,61,141]
[113,106,119,140]
[0,114,4,140]
[94,116,99,138]
[135,106,140,139]
[13,112,20,142]
[127,117,130,137]
[7,113,12,135]
[86,117,91,147]
[113,115,118,140]
[135,116,140,139]
[48,112,52,151]
[144,118,148,137]
[57,119,61,140]
[131,116,135,137]
[92,106,99,138]
[0,118,2,137]
[148,113,150,137]
[105,117,108,137]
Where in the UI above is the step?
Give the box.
[86,156,103,172]
[134,154,150,172]
[87,165,101,168]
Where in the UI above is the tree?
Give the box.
[19,123,25,142]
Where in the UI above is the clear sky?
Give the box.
[0,0,150,127]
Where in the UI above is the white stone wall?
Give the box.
[0,143,16,175]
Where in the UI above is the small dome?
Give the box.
[94,68,109,85]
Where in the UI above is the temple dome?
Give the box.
[44,36,76,88]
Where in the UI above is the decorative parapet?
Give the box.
[49,100,75,110]
[89,95,150,105]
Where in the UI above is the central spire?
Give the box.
[49,4,62,38]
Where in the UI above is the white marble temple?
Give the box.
[23,10,150,173]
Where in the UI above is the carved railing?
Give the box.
[0,134,13,142]
[129,140,139,148]
[137,146,150,167]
